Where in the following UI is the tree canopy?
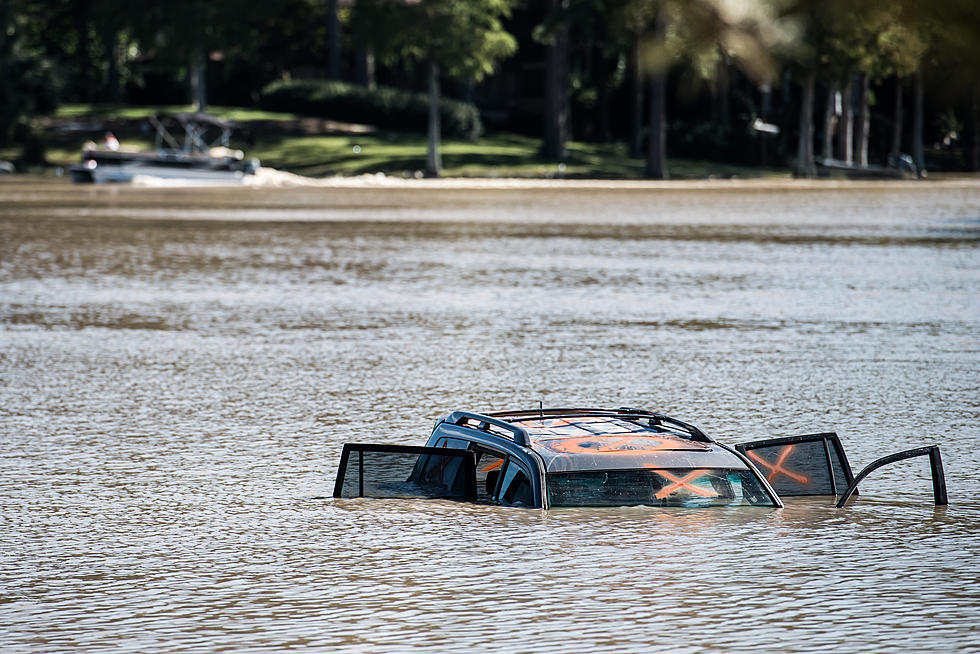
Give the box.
[351,0,517,81]
[2,0,977,174]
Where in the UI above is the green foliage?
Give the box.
[351,0,517,80]
[0,57,60,146]
[0,2,61,146]
[815,0,926,81]
[260,79,483,140]
[4,0,977,174]
[601,0,801,83]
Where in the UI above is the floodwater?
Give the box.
[1,177,978,652]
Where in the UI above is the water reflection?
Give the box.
[1,179,978,651]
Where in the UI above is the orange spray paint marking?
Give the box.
[543,435,662,455]
[747,445,810,484]
[654,470,718,499]
[482,459,504,473]
[542,434,706,455]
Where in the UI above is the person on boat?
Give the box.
[104,132,119,151]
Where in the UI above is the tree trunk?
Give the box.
[629,32,642,158]
[462,78,476,105]
[779,69,793,159]
[971,87,979,172]
[326,0,340,80]
[355,48,376,90]
[855,72,870,167]
[912,68,924,173]
[190,46,206,113]
[836,76,853,163]
[594,45,611,142]
[426,57,441,177]
[646,82,667,180]
[712,50,731,139]
[889,76,903,164]
[105,31,121,103]
[795,69,816,178]
[822,81,838,161]
[75,5,92,102]
[645,10,669,180]
[645,8,668,179]
[646,68,668,179]
[542,0,568,160]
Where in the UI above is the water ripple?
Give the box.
[1,181,979,652]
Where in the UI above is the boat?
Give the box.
[69,113,259,184]
[816,156,918,180]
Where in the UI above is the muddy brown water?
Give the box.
[1,177,979,652]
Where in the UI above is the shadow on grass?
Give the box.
[37,105,788,179]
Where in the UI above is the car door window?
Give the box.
[437,441,533,506]
[736,432,854,496]
[499,459,533,506]
[333,444,476,500]
[471,446,506,503]
[436,437,469,449]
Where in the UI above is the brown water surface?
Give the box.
[2,178,979,652]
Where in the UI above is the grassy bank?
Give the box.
[249,132,785,179]
[5,104,789,180]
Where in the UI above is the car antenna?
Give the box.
[538,400,543,417]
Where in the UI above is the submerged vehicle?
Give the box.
[68,113,259,184]
[334,407,947,509]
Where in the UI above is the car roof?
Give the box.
[442,408,749,473]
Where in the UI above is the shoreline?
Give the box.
[2,170,979,193]
[244,169,980,191]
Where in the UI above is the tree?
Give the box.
[539,0,570,160]
[794,69,815,176]
[537,0,648,158]
[918,0,980,172]
[0,0,60,162]
[620,0,798,178]
[326,0,340,79]
[352,0,516,176]
[819,1,926,166]
[646,5,668,178]
[873,6,927,168]
[90,0,134,103]
[129,0,262,112]
[788,0,844,177]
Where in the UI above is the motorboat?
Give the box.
[69,113,259,184]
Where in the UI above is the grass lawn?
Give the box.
[4,103,789,180]
[250,132,646,178]
[253,132,781,179]
[52,104,302,122]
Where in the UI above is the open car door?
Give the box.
[738,433,948,506]
[333,444,477,501]
[736,432,856,497]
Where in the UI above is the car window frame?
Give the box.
[435,435,538,506]
[498,457,534,506]
[429,424,546,508]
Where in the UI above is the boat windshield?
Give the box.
[547,468,777,507]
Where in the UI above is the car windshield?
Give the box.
[547,468,777,507]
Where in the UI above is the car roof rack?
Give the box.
[485,407,713,443]
[444,411,532,446]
